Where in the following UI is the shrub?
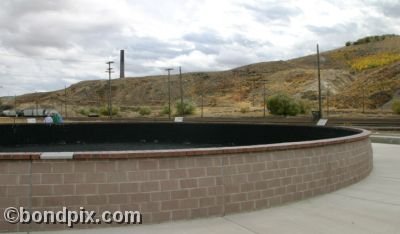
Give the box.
[79,108,89,116]
[238,103,250,113]
[138,106,151,116]
[351,34,398,46]
[112,107,119,116]
[297,100,311,114]
[89,107,98,114]
[99,106,107,116]
[345,41,352,46]
[266,93,300,116]
[392,100,400,114]
[160,105,171,116]
[175,100,196,115]
[99,106,119,116]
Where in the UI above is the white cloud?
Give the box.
[0,0,399,96]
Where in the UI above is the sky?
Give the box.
[0,0,399,96]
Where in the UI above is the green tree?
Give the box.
[175,100,196,115]
[267,93,300,116]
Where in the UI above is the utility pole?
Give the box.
[317,44,322,119]
[263,82,266,118]
[165,68,173,119]
[35,92,38,116]
[326,85,330,117]
[248,74,260,106]
[106,61,114,119]
[64,85,67,118]
[234,71,241,102]
[14,95,16,124]
[120,50,125,78]
[201,94,204,118]
[179,66,184,116]
[362,87,365,114]
[252,80,256,106]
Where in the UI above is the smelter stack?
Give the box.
[120,49,125,78]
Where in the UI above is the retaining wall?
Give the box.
[0,128,372,232]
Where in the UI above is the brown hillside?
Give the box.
[3,35,400,117]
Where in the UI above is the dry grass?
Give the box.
[2,35,400,117]
[350,53,400,71]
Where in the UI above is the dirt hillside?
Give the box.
[3,35,400,117]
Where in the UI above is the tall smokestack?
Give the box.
[120,49,125,78]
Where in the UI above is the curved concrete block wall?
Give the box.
[0,128,372,232]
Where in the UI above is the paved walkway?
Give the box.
[371,133,400,144]
[33,143,400,234]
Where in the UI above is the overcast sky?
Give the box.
[0,0,399,96]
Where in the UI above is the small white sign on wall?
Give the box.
[27,118,37,124]
[174,117,184,122]
[316,119,328,126]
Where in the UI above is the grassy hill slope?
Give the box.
[3,35,400,117]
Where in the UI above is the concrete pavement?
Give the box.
[371,133,400,145]
[29,143,400,234]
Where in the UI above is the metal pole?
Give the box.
[120,50,125,78]
[179,66,183,116]
[106,61,114,119]
[14,95,16,125]
[64,85,67,118]
[235,71,242,102]
[35,92,38,116]
[317,44,322,119]
[252,80,255,106]
[326,86,329,117]
[263,83,266,118]
[168,70,171,119]
[362,87,365,114]
[165,68,173,119]
[201,94,204,118]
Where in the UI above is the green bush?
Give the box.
[297,100,311,114]
[345,41,352,46]
[99,106,119,116]
[352,34,397,45]
[175,100,196,115]
[138,106,151,116]
[89,107,98,114]
[266,93,300,116]
[79,108,89,116]
[98,106,107,116]
[160,105,171,116]
[392,100,400,114]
